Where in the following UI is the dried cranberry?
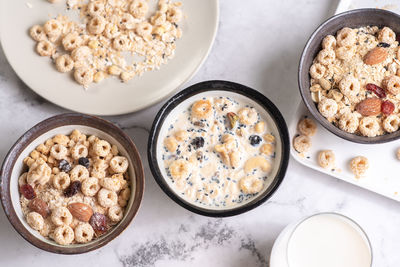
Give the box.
[64,181,81,197]
[78,157,90,168]
[366,83,386,98]
[20,184,36,200]
[382,100,395,115]
[249,135,262,146]
[191,137,204,149]
[29,198,50,218]
[89,212,108,235]
[59,159,71,173]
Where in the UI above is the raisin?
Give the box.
[29,198,50,218]
[249,135,262,146]
[89,212,108,235]
[366,83,386,98]
[191,137,204,149]
[78,157,90,168]
[382,100,395,115]
[20,184,36,200]
[378,42,390,48]
[59,159,71,173]
[64,181,81,197]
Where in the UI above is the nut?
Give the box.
[227,112,238,129]
[356,98,381,116]
[28,198,50,218]
[67,202,93,222]
[364,47,388,65]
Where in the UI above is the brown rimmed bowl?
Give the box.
[299,8,400,144]
[0,113,145,254]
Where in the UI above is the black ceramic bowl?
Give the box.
[299,8,400,144]
[148,80,290,217]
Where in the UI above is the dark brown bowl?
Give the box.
[299,8,400,144]
[0,113,144,254]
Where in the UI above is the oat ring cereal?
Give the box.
[29,0,184,88]
[310,26,400,137]
[293,135,311,153]
[161,96,276,208]
[298,118,317,136]
[19,130,132,245]
[110,156,129,173]
[317,150,336,169]
[350,156,369,178]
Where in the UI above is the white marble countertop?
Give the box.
[1,0,399,266]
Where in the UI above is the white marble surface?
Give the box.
[1,0,399,266]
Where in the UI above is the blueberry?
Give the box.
[249,135,262,146]
[191,137,205,149]
[78,157,90,168]
[59,159,71,173]
[378,42,390,48]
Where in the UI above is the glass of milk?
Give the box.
[270,212,372,267]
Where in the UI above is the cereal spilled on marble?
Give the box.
[161,96,276,208]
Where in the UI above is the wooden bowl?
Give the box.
[299,8,400,144]
[0,113,144,254]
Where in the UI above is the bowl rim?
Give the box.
[298,8,400,144]
[0,113,145,254]
[147,80,290,217]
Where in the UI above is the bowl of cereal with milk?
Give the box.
[299,8,400,143]
[0,113,144,254]
[148,80,290,217]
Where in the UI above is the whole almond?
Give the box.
[29,198,50,218]
[68,203,93,222]
[356,98,382,116]
[364,47,388,65]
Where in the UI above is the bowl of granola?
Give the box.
[148,80,290,217]
[0,113,144,254]
[299,8,400,143]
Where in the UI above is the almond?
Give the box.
[68,202,93,222]
[356,98,381,116]
[364,47,388,65]
[29,198,50,218]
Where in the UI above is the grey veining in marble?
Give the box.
[1,0,400,267]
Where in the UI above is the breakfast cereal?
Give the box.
[309,26,400,137]
[29,0,183,88]
[161,96,277,208]
[19,130,132,245]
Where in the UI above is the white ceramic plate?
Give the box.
[0,0,219,115]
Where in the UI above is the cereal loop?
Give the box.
[318,98,338,118]
[318,150,335,169]
[238,107,258,125]
[51,207,73,226]
[27,212,44,231]
[191,100,213,119]
[53,225,74,245]
[339,75,360,98]
[55,54,74,73]
[50,144,68,160]
[81,177,100,197]
[317,49,335,65]
[70,165,89,182]
[322,35,336,50]
[98,188,118,208]
[298,118,317,136]
[383,115,400,133]
[52,172,71,190]
[36,40,54,57]
[293,135,311,153]
[27,160,52,186]
[359,117,380,137]
[378,27,396,44]
[350,156,369,178]
[30,25,47,42]
[336,27,356,47]
[108,206,124,222]
[169,159,191,181]
[239,176,263,194]
[71,144,88,160]
[309,63,326,80]
[93,140,111,157]
[338,112,359,133]
[74,223,94,243]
